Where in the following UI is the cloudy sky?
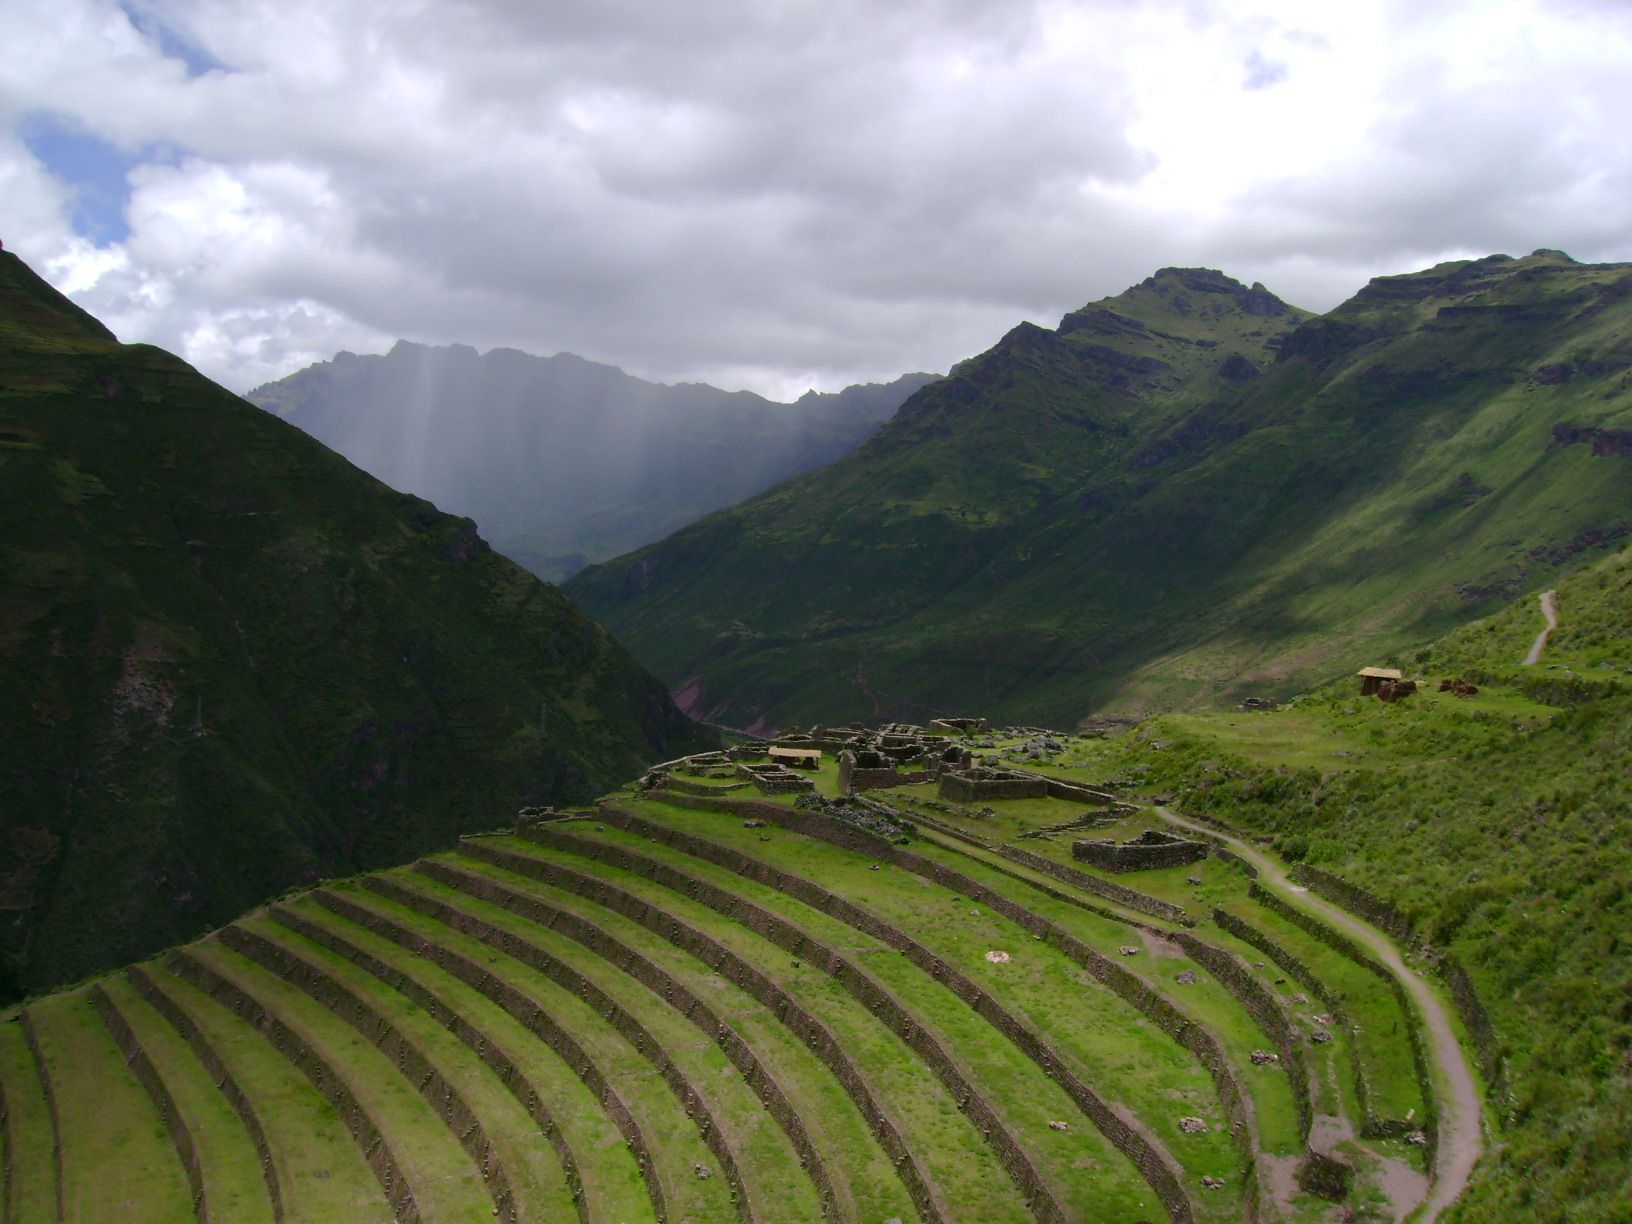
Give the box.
[5,0,1631,400]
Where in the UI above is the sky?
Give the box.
[4,0,1631,401]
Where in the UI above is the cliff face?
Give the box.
[0,251,712,1003]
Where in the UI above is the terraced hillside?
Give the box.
[0,729,1472,1222]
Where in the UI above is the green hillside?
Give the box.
[7,549,1631,1219]
[0,251,711,1006]
[567,253,1632,731]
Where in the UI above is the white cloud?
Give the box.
[3,0,1630,397]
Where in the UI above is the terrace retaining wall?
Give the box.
[601,797,1253,1219]
[304,889,662,1222]
[18,1010,63,1223]
[165,950,420,1222]
[127,967,284,1222]
[491,835,1075,1224]
[273,902,589,1223]
[563,815,1211,1220]
[218,926,517,1222]
[451,842,948,1224]
[90,985,207,1222]
[1246,885,1437,1160]
[398,866,836,1220]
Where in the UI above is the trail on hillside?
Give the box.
[1155,807,1484,1223]
[1522,590,1559,665]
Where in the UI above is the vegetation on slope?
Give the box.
[569,252,1632,730]
[1086,543,1632,1221]
[0,250,711,1006]
[249,341,936,581]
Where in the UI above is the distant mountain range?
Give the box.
[249,343,937,581]
[567,253,1632,730]
[0,251,710,1004]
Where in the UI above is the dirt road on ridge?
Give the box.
[1522,590,1558,666]
[1155,807,1484,1222]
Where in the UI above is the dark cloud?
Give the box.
[4,0,1630,397]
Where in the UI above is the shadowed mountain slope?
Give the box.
[0,251,711,1005]
[249,341,936,580]
[568,254,1632,730]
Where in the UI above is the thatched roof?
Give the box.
[1356,666,1404,679]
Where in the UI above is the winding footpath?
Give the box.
[1522,590,1558,666]
[1155,807,1484,1222]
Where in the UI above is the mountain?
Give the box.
[567,253,1632,731]
[248,341,937,581]
[0,250,711,1005]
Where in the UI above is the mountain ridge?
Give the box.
[567,252,1632,731]
[248,339,937,581]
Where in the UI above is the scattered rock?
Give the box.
[1175,970,1197,985]
[1119,945,1141,956]
[1291,992,1309,1004]
[1274,977,1287,985]
[869,863,881,871]
[1186,875,1203,885]
[1048,1120,1070,1131]
[1405,1130,1429,1147]
[743,818,766,828]
[1250,1049,1280,1065]
[1310,1029,1333,1044]
[1312,1013,1334,1026]
[1179,1116,1208,1134]
[693,1163,712,1180]
[1201,1175,1226,1190]
[1253,961,1268,969]
[985,950,1012,964]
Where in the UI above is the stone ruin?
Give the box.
[1073,829,1207,874]
[938,767,1116,807]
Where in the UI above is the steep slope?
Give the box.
[1112,540,1632,1221]
[568,253,1632,729]
[248,341,936,580]
[0,250,711,1005]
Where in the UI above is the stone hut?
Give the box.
[768,746,822,771]
[1356,666,1403,696]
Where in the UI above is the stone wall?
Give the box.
[1292,866,1504,1094]
[217,925,519,1222]
[89,986,207,1222]
[576,812,1210,1220]
[600,795,1249,1220]
[1073,830,1207,874]
[1172,933,1313,1144]
[454,841,946,1224]
[506,829,1079,1224]
[275,900,591,1222]
[166,949,421,1222]
[18,1009,64,1222]
[397,865,837,1220]
[353,878,745,1223]
[312,884,665,1223]
[1246,884,1437,1157]
[126,967,285,1223]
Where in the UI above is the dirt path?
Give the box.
[1155,808,1484,1222]
[1522,590,1558,666]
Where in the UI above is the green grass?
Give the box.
[184,940,495,1223]
[0,1015,57,1221]
[592,803,1246,1217]
[539,817,1166,1221]
[316,878,733,1223]
[96,975,277,1224]
[136,962,388,1221]
[419,852,916,1222]
[465,834,1034,1222]
[25,990,194,1222]
[283,888,654,1224]
[235,911,579,1224]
